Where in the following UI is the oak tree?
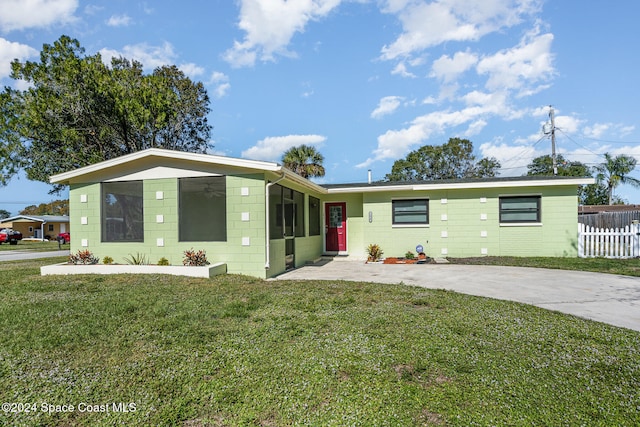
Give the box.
[0,36,212,191]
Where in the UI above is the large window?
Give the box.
[179,176,227,241]
[392,199,429,225]
[309,196,321,236]
[499,196,541,223]
[269,184,305,239]
[102,181,144,242]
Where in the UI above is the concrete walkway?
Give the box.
[275,259,640,332]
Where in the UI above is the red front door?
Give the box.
[325,202,347,252]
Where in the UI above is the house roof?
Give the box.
[0,215,70,224]
[48,148,595,195]
[323,175,595,193]
[49,148,327,194]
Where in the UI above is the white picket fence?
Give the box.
[578,223,640,258]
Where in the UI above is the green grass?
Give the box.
[0,259,639,426]
[0,239,67,252]
[448,256,640,277]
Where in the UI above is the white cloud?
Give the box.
[100,42,176,70]
[371,96,404,119]
[106,14,133,27]
[583,123,610,139]
[479,141,540,176]
[223,0,342,67]
[390,62,416,78]
[430,50,478,82]
[476,28,555,95]
[179,63,205,78]
[359,89,518,167]
[380,0,542,60]
[0,0,78,32]
[0,38,38,79]
[209,71,230,98]
[242,134,326,162]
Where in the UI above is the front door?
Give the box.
[325,202,347,252]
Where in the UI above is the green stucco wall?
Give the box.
[332,185,579,260]
[69,173,326,279]
[70,174,271,278]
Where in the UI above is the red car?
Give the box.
[57,232,71,244]
[0,228,23,245]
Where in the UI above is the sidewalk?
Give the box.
[275,259,640,332]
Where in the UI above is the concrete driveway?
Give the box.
[275,259,640,332]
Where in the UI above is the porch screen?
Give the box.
[269,184,305,239]
[309,196,321,236]
[101,181,144,242]
[179,176,227,241]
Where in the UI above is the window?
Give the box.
[102,181,144,242]
[392,199,429,225]
[48,224,54,232]
[179,176,226,241]
[309,196,321,236]
[499,196,541,223]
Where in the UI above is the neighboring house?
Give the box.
[0,215,70,240]
[50,148,594,278]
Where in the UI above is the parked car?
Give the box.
[57,232,70,244]
[0,228,23,245]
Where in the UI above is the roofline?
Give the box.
[1,215,47,223]
[49,148,284,184]
[325,177,596,193]
[49,148,329,194]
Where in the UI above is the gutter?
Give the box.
[265,172,286,270]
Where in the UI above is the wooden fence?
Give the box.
[578,223,640,258]
[579,210,640,229]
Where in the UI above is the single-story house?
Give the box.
[0,215,70,240]
[49,148,594,278]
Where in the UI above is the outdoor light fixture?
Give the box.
[368,211,373,223]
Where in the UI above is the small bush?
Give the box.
[102,256,114,265]
[157,257,170,266]
[183,248,210,266]
[124,253,149,265]
[405,251,415,260]
[366,244,384,262]
[68,249,99,265]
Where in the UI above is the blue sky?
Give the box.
[1,0,639,215]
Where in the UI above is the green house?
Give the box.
[50,148,593,278]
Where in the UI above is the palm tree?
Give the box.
[281,145,325,179]
[595,153,640,204]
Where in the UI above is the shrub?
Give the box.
[102,256,114,265]
[158,257,170,266]
[405,251,415,260]
[68,249,99,265]
[183,248,210,266]
[366,244,384,262]
[124,253,149,265]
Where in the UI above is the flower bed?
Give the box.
[40,262,227,278]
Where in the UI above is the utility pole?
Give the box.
[543,105,558,175]
[549,105,558,175]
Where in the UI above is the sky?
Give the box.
[1,0,640,216]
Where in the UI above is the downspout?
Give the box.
[265,172,286,270]
[41,221,46,241]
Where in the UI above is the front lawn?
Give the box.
[448,256,640,277]
[0,259,639,426]
[0,239,66,252]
